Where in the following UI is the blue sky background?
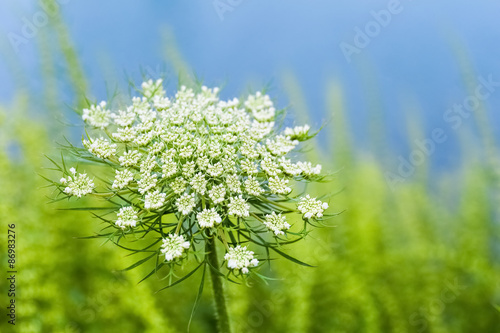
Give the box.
[1,0,500,174]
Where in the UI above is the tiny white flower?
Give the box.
[240,160,258,175]
[264,212,291,235]
[82,101,111,129]
[197,208,222,228]
[268,177,292,195]
[297,195,329,219]
[297,161,322,177]
[112,127,137,142]
[140,154,157,174]
[252,107,276,122]
[61,169,95,198]
[224,245,259,273]
[83,137,117,159]
[148,141,165,155]
[112,169,134,189]
[161,159,178,178]
[112,107,136,127]
[261,157,282,176]
[182,161,196,178]
[196,154,210,170]
[207,162,224,177]
[144,190,166,210]
[190,172,208,195]
[228,195,250,217]
[138,173,157,194]
[134,132,154,146]
[284,124,310,140]
[142,78,166,99]
[115,206,139,229]
[244,176,264,196]
[208,184,226,204]
[161,234,190,261]
[279,157,302,176]
[266,135,298,156]
[119,150,142,167]
[245,92,273,112]
[226,174,242,194]
[179,145,195,159]
[175,193,197,215]
[170,177,187,194]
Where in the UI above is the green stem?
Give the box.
[206,240,232,333]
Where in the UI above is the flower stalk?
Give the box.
[207,239,232,333]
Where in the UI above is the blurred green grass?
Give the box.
[1,8,500,333]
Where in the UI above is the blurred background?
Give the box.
[1,0,500,332]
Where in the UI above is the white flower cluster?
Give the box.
[82,101,111,129]
[197,208,222,228]
[67,80,329,270]
[161,234,190,261]
[115,206,139,229]
[264,212,291,235]
[83,137,117,159]
[224,245,259,274]
[297,195,329,219]
[60,167,95,198]
[284,124,310,140]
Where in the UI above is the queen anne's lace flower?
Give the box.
[244,91,272,110]
[144,190,166,210]
[171,177,187,194]
[60,80,330,279]
[240,160,258,175]
[244,176,264,196]
[279,157,302,176]
[182,161,196,178]
[83,137,117,159]
[119,150,142,167]
[197,208,222,228]
[60,168,95,198]
[82,101,111,129]
[138,173,157,194]
[297,195,329,219]
[113,127,137,142]
[112,107,136,127]
[207,162,224,177]
[161,234,190,261]
[261,157,282,176]
[226,174,242,194]
[116,206,139,229]
[268,177,292,195]
[284,124,310,140]
[161,159,178,178]
[208,184,226,204]
[112,169,134,189]
[149,141,165,155]
[297,162,322,177]
[140,154,157,174]
[228,195,250,217]
[264,212,290,235]
[176,193,196,215]
[190,172,208,195]
[224,246,259,274]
